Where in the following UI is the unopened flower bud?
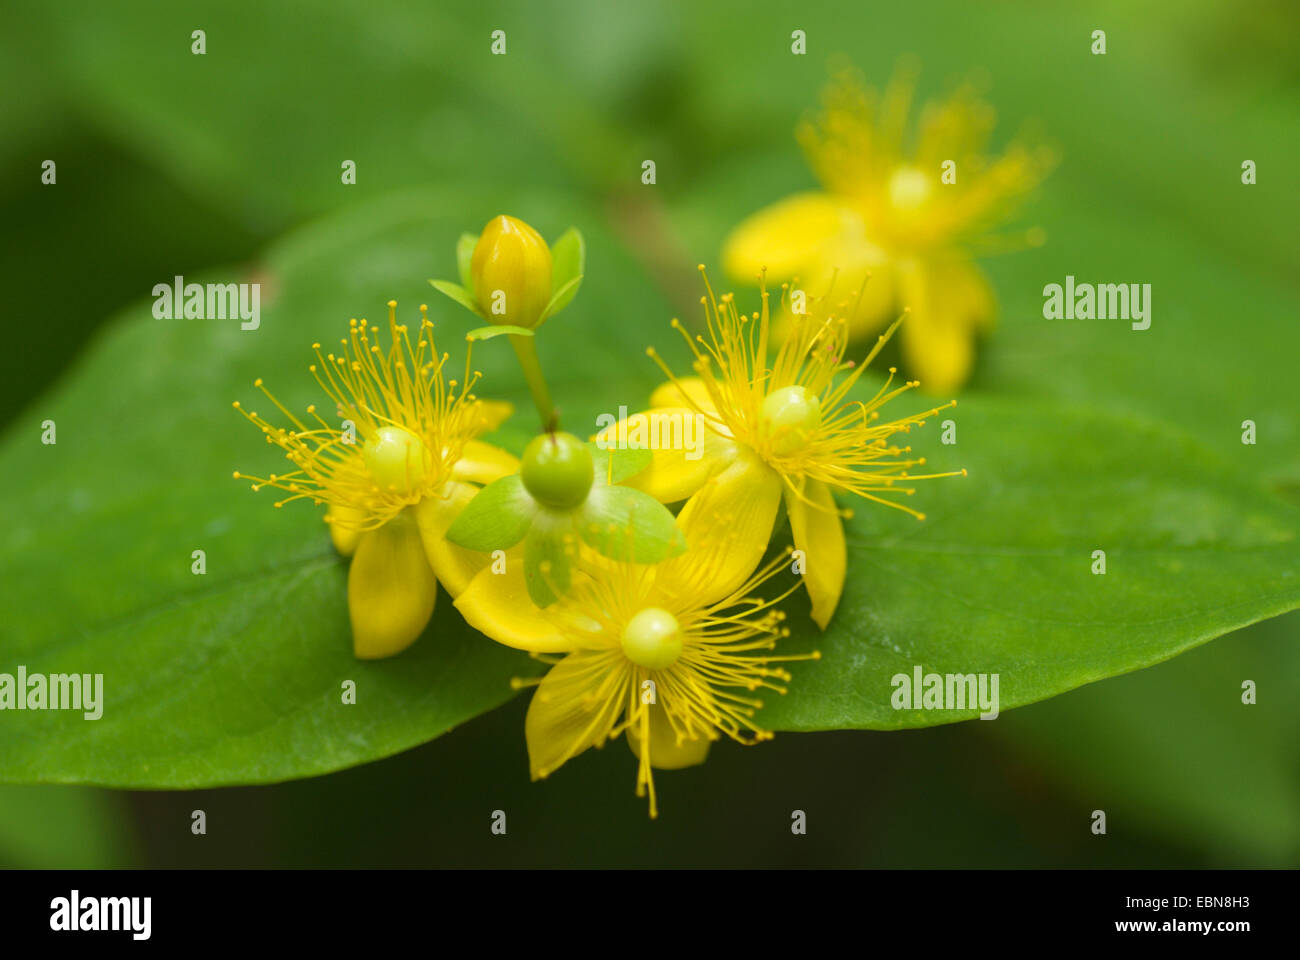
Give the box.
[471,215,553,329]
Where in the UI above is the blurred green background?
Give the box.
[1,0,1296,867]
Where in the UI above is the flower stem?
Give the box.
[509,334,556,428]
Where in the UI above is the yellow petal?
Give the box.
[648,377,715,414]
[897,256,982,394]
[785,478,847,630]
[662,449,783,603]
[595,407,736,504]
[471,399,513,435]
[626,705,712,770]
[453,556,570,652]
[951,256,996,333]
[452,439,519,485]
[414,480,490,599]
[525,649,626,780]
[348,515,437,659]
[770,248,897,347]
[326,504,365,558]
[722,192,851,280]
[837,253,899,341]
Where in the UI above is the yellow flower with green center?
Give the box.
[233,300,516,659]
[600,269,963,630]
[453,506,816,818]
[723,64,1057,393]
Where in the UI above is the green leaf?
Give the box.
[587,441,653,485]
[445,475,534,551]
[5,181,1294,787]
[0,185,660,788]
[465,324,534,341]
[9,2,624,223]
[456,232,478,294]
[428,279,483,319]
[523,515,575,607]
[759,399,1300,731]
[577,484,686,563]
[546,226,585,318]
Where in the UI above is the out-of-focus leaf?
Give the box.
[0,785,132,868]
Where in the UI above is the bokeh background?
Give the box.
[1,0,1297,867]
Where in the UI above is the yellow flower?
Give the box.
[454,505,815,818]
[602,269,963,630]
[723,64,1057,393]
[233,300,516,659]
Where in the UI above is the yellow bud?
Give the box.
[471,215,553,328]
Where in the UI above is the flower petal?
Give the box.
[648,377,715,413]
[626,705,712,770]
[471,399,514,434]
[347,516,437,659]
[452,439,520,485]
[596,407,736,504]
[836,253,899,340]
[785,478,847,629]
[414,480,492,599]
[722,192,851,280]
[770,248,897,347]
[950,256,996,333]
[663,449,783,603]
[525,649,627,780]
[326,504,365,558]
[453,556,570,652]
[897,256,984,393]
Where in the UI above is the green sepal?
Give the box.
[547,227,584,317]
[576,484,685,564]
[444,474,535,551]
[428,279,484,318]
[536,276,582,329]
[455,232,478,293]
[523,514,575,607]
[465,324,534,341]
[586,441,653,486]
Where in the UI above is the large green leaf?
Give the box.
[0,185,670,787]
[8,0,636,222]
[1,184,1295,786]
[761,399,1300,730]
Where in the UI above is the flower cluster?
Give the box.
[235,67,1000,814]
